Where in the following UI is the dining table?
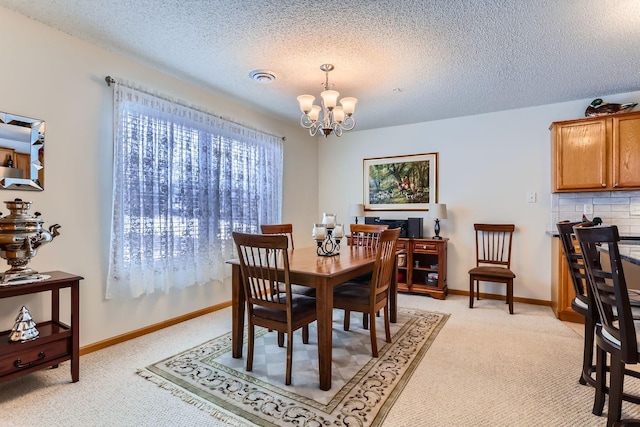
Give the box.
[227,244,398,391]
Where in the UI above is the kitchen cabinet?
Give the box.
[397,238,448,300]
[550,238,582,323]
[551,111,640,192]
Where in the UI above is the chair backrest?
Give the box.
[574,225,638,363]
[370,228,402,297]
[261,223,294,249]
[232,232,291,317]
[350,224,389,248]
[474,224,515,269]
[556,220,593,307]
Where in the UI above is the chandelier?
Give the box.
[297,64,358,137]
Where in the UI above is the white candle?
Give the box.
[313,224,326,240]
[322,213,336,229]
[333,224,343,238]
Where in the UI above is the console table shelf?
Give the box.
[0,271,83,383]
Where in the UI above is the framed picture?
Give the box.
[363,153,438,211]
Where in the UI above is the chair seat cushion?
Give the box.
[333,281,387,306]
[468,266,516,279]
[253,294,316,322]
[276,282,316,296]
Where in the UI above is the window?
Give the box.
[107,82,283,298]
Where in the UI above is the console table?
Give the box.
[0,271,83,383]
[397,238,448,299]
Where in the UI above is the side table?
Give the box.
[0,271,83,383]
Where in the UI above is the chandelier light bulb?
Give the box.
[340,97,358,116]
[320,90,339,110]
[297,95,315,113]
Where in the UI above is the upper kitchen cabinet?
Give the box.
[551,111,640,192]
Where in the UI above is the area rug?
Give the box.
[138,308,449,427]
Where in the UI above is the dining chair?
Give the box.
[343,223,389,330]
[468,223,516,314]
[556,220,595,386]
[333,228,401,357]
[232,232,317,385]
[261,223,294,249]
[574,225,640,426]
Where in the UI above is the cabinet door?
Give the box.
[612,114,640,188]
[553,119,608,191]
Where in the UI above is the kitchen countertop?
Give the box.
[600,241,640,266]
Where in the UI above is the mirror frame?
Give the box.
[0,112,44,191]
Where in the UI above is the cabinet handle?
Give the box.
[614,183,619,187]
[602,183,607,187]
[14,351,45,369]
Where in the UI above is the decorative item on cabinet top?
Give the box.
[585,98,637,117]
[0,199,60,284]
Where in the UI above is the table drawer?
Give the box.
[413,241,438,253]
[0,338,69,377]
[396,240,409,250]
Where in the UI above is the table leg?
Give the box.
[71,281,80,382]
[232,264,245,359]
[390,256,398,323]
[316,278,333,391]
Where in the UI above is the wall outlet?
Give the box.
[527,192,536,203]
[584,204,594,215]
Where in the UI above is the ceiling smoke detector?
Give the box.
[249,69,276,83]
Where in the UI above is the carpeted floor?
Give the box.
[3,294,640,426]
[138,308,448,426]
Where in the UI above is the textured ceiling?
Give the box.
[2,0,640,131]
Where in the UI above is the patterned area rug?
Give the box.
[138,308,449,426]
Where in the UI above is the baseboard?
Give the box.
[79,301,232,356]
[447,289,551,306]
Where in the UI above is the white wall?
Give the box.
[318,90,640,302]
[0,7,318,346]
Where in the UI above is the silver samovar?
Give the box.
[0,199,60,283]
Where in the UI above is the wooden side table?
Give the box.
[397,238,448,300]
[0,271,83,383]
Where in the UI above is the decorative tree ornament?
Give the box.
[9,305,39,342]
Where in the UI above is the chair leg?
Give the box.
[302,325,309,344]
[507,280,514,314]
[285,330,293,385]
[581,316,595,385]
[344,310,351,331]
[476,280,480,300]
[277,332,284,347]
[363,312,369,330]
[369,310,378,357]
[384,304,391,344]
[469,276,475,308]
[593,345,607,416]
[607,355,625,427]
[247,324,255,372]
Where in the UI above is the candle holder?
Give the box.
[312,214,343,257]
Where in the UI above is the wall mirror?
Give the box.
[0,112,44,191]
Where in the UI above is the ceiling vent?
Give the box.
[249,69,276,83]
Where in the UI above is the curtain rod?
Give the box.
[104,75,286,141]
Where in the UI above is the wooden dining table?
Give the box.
[227,245,398,391]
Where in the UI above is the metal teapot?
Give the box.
[0,198,60,282]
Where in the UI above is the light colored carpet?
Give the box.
[138,308,448,426]
[2,294,640,426]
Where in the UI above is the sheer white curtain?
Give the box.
[107,81,283,299]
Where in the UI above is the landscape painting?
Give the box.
[363,153,438,211]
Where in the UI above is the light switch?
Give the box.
[527,192,536,203]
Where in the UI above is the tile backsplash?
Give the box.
[551,191,640,236]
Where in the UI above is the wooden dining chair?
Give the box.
[342,223,389,330]
[556,220,595,386]
[349,223,389,247]
[232,232,317,385]
[574,225,640,426]
[468,223,516,314]
[333,228,401,357]
[261,223,294,249]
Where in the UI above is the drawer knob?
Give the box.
[423,245,427,249]
[14,351,45,369]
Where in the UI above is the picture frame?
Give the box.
[363,152,438,211]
